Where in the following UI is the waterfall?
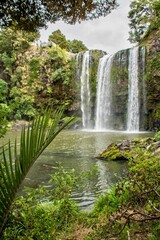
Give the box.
[141,46,147,115]
[80,51,92,129]
[77,47,147,131]
[127,47,139,131]
[95,54,113,130]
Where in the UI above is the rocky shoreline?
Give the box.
[97,137,160,161]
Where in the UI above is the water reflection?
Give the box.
[1,129,153,209]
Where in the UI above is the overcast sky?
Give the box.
[40,0,133,54]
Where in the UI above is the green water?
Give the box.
[1,129,153,208]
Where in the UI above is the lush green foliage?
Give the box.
[1,165,97,239]
[67,39,88,53]
[0,27,40,124]
[90,138,160,239]
[0,108,75,235]
[48,29,88,53]
[0,27,78,125]
[2,188,79,239]
[0,26,39,54]
[92,181,131,216]
[1,134,160,239]
[0,79,10,137]
[155,131,160,141]
[0,0,118,31]
[128,0,160,43]
[49,30,68,50]
[0,25,89,133]
[144,28,160,130]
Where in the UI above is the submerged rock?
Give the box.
[12,120,30,130]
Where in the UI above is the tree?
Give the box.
[0,0,118,31]
[49,30,88,53]
[67,39,88,53]
[0,27,39,128]
[0,26,39,55]
[128,0,160,43]
[49,30,68,49]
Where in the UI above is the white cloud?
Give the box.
[40,0,133,54]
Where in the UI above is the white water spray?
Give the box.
[127,47,139,131]
[95,55,113,130]
[80,51,92,129]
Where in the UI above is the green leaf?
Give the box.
[0,107,75,235]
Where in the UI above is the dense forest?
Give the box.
[0,27,88,137]
[0,0,160,239]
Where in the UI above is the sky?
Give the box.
[40,0,133,54]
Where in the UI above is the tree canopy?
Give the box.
[48,29,88,53]
[128,0,160,43]
[67,39,88,53]
[49,30,68,50]
[0,0,118,31]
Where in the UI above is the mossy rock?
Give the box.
[97,137,156,161]
[97,141,131,161]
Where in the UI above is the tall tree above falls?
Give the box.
[48,29,88,53]
[0,0,118,31]
[128,0,160,43]
[49,30,69,50]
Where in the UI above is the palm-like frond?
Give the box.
[0,108,75,234]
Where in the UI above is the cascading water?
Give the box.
[95,54,113,130]
[141,46,147,115]
[127,47,139,132]
[77,47,147,131]
[80,51,92,129]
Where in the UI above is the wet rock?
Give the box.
[97,137,160,161]
[12,120,30,130]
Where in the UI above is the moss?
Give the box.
[108,49,129,129]
[89,50,105,98]
[143,29,160,130]
[97,145,130,161]
[97,137,156,161]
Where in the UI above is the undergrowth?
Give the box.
[1,135,160,240]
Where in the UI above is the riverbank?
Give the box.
[1,131,160,239]
[97,135,160,161]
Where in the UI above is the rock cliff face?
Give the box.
[1,34,159,130]
[145,30,160,130]
[76,47,148,130]
[104,47,147,131]
[75,35,160,131]
[110,49,129,130]
[74,49,105,123]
